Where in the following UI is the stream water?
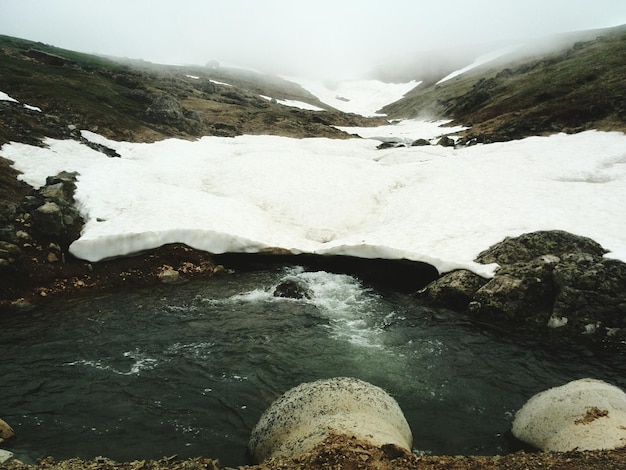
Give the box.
[2,264,625,467]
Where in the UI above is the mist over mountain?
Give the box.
[2,22,625,147]
[381,24,626,141]
[367,41,511,84]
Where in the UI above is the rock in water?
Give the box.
[272,278,311,299]
[512,378,626,451]
[421,230,626,347]
[248,377,412,463]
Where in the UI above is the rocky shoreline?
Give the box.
[0,164,225,312]
[3,436,626,470]
[420,230,626,351]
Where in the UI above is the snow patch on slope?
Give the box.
[286,78,421,116]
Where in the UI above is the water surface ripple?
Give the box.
[2,266,625,466]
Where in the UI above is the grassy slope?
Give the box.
[382,25,626,141]
[0,35,159,142]
[0,35,381,146]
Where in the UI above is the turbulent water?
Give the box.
[2,265,626,467]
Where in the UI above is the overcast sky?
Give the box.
[1,0,625,78]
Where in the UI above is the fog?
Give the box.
[1,0,625,79]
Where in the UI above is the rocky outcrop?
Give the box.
[512,378,626,451]
[0,171,83,270]
[411,138,431,146]
[376,141,407,149]
[146,94,185,122]
[26,49,73,67]
[248,377,412,463]
[25,171,83,249]
[436,136,455,147]
[0,162,222,308]
[0,170,85,304]
[420,230,626,347]
[420,269,487,310]
[474,230,607,265]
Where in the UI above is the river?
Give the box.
[2,262,625,467]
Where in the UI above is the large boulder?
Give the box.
[512,378,626,451]
[273,278,311,299]
[420,269,487,310]
[436,136,455,147]
[32,201,65,237]
[474,230,607,265]
[248,377,412,463]
[0,417,14,443]
[146,94,184,122]
[470,254,560,326]
[552,254,626,330]
[420,230,626,347]
[0,170,84,290]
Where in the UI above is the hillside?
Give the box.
[382,25,626,142]
[0,35,382,146]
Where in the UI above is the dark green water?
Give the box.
[2,265,625,466]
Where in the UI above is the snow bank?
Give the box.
[260,94,325,111]
[0,91,19,103]
[3,125,626,277]
[336,119,467,144]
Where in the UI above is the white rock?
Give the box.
[0,449,14,464]
[546,315,568,328]
[157,265,180,283]
[512,378,626,451]
[248,377,412,463]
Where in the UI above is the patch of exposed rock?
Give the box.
[146,94,185,122]
[0,170,83,278]
[0,167,221,310]
[420,230,626,348]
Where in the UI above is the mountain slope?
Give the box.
[0,35,383,146]
[382,25,626,142]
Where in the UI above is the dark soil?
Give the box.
[3,435,626,470]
